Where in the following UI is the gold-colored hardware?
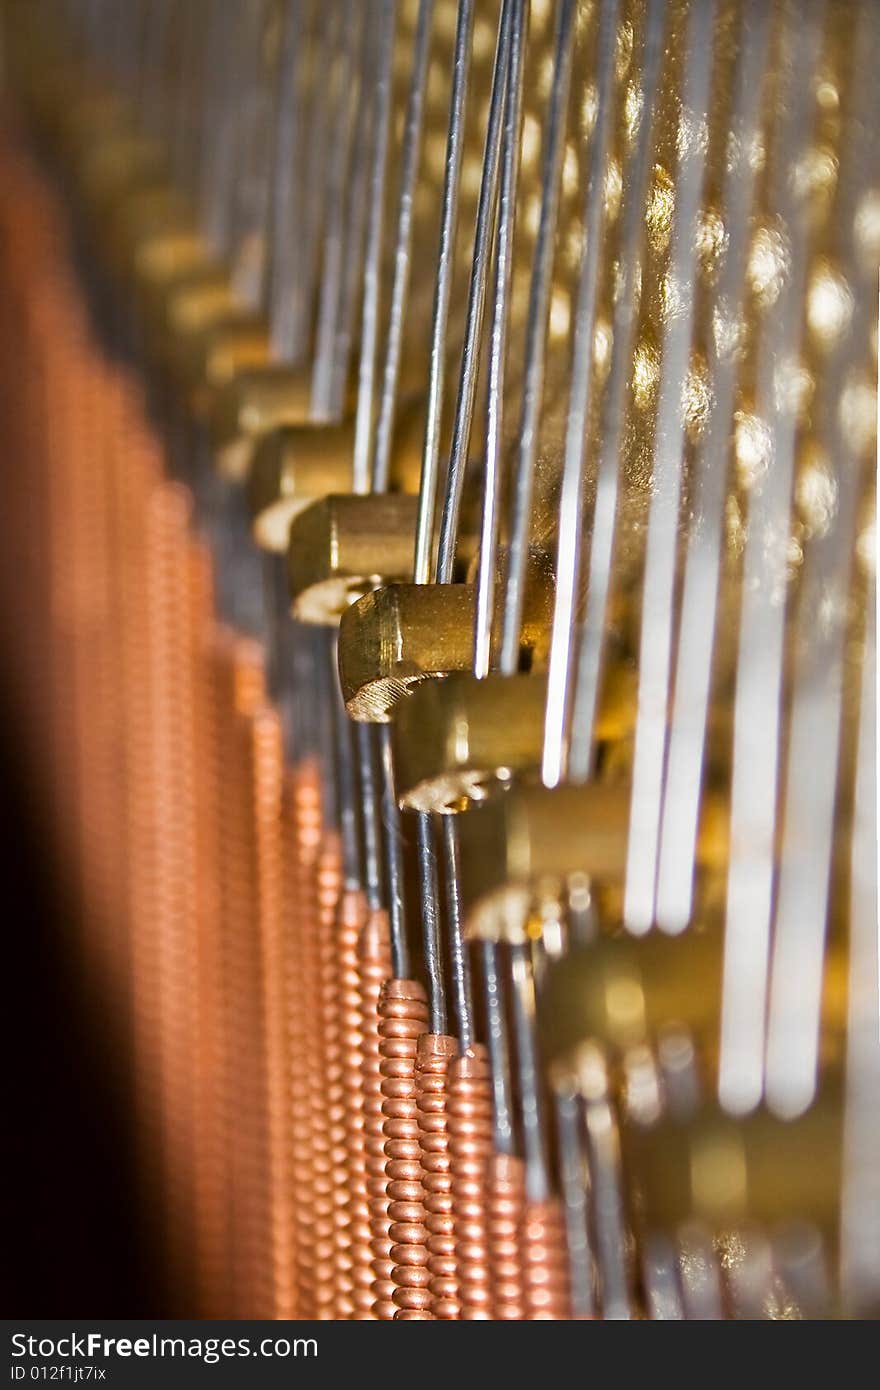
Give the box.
[75,131,168,216]
[134,232,222,308]
[212,367,315,483]
[48,85,129,162]
[249,423,356,552]
[288,496,419,628]
[538,923,847,1075]
[160,282,271,413]
[457,783,631,945]
[624,1092,843,1235]
[392,668,636,813]
[337,556,554,721]
[104,183,201,284]
[337,578,554,721]
[537,930,724,1062]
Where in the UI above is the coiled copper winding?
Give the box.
[303,819,340,1321]
[359,911,395,1319]
[250,705,290,1317]
[416,1032,459,1319]
[378,978,432,1319]
[286,759,323,1320]
[337,887,371,1316]
[294,784,327,1176]
[145,481,202,1312]
[188,542,234,1317]
[314,829,354,1317]
[219,638,274,1318]
[447,1045,494,1319]
[486,1153,528,1320]
[119,437,182,1298]
[522,1197,573,1320]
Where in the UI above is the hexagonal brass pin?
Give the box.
[623,1089,843,1235]
[537,930,724,1064]
[75,131,168,219]
[456,772,741,948]
[211,366,314,482]
[45,90,168,231]
[248,391,429,546]
[161,287,271,415]
[51,85,129,163]
[215,372,425,494]
[134,230,223,314]
[104,182,201,285]
[288,495,420,626]
[337,566,553,721]
[537,922,846,1082]
[455,782,631,944]
[392,667,637,813]
[139,258,232,359]
[248,422,354,550]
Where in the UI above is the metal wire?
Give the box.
[435,0,513,584]
[540,0,622,785]
[372,0,435,493]
[413,0,476,585]
[565,0,666,784]
[499,0,576,675]
[472,0,525,678]
[352,0,397,493]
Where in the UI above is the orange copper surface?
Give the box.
[315,830,352,1316]
[447,1046,494,1319]
[337,887,372,1317]
[416,1032,460,1319]
[359,917,396,1320]
[486,1153,528,1320]
[522,1198,573,1321]
[378,980,432,1319]
[286,759,323,1320]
